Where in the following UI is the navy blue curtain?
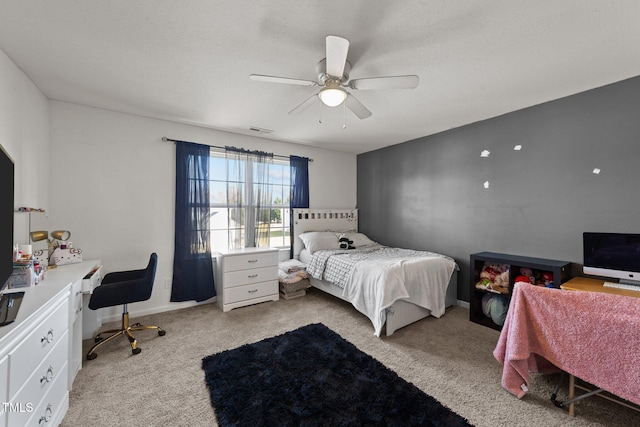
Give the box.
[290,155,309,208]
[289,155,309,256]
[171,141,216,302]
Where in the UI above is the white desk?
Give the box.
[0,259,101,427]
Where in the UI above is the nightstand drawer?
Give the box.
[223,251,278,272]
[225,280,278,304]
[223,266,277,288]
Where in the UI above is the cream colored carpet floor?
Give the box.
[62,289,639,426]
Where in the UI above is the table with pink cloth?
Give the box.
[493,282,640,406]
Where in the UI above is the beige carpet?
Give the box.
[62,289,639,426]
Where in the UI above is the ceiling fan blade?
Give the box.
[288,94,319,115]
[345,94,372,119]
[349,75,419,90]
[249,74,318,87]
[326,35,349,78]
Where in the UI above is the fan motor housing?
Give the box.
[316,58,351,85]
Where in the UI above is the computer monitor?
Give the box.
[583,232,640,286]
[0,144,14,294]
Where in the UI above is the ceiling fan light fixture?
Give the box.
[318,83,347,107]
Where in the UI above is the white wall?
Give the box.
[49,101,357,320]
[0,49,50,210]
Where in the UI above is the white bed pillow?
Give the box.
[298,231,340,254]
[338,232,377,248]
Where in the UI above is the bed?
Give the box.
[293,209,458,336]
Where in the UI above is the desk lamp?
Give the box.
[50,230,70,241]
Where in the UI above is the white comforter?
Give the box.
[307,246,457,336]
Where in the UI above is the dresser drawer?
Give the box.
[223,251,278,272]
[11,330,68,415]
[82,264,103,293]
[224,280,278,304]
[8,299,69,397]
[21,363,68,427]
[70,279,83,322]
[0,355,6,427]
[223,266,277,289]
[0,355,7,403]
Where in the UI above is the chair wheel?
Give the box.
[132,347,142,355]
[87,353,98,360]
[158,330,166,336]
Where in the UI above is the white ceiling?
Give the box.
[1,1,639,154]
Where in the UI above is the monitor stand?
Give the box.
[620,279,640,287]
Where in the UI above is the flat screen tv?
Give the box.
[0,144,14,293]
[583,232,640,286]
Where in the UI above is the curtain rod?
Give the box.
[161,137,313,162]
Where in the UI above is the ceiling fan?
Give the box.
[249,35,419,120]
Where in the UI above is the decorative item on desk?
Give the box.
[50,230,71,246]
[19,244,32,260]
[7,260,35,288]
[50,247,82,266]
[29,230,48,242]
[48,230,74,264]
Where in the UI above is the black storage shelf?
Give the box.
[469,252,572,331]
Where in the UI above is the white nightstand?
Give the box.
[214,247,279,312]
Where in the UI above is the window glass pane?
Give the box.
[210,181,226,205]
[210,229,228,253]
[270,184,284,205]
[227,183,244,205]
[209,156,226,180]
[210,208,228,229]
[269,163,284,185]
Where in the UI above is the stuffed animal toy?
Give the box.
[480,264,499,281]
[482,293,509,326]
[514,275,532,284]
[475,278,493,290]
[492,271,510,294]
[520,267,535,284]
[338,234,355,250]
[542,272,554,288]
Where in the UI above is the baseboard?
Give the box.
[99,296,217,324]
[456,299,470,309]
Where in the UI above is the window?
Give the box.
[209,150,291,253]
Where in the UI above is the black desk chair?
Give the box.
[86,253,165,360]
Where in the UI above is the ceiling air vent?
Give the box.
[249,126,273,134]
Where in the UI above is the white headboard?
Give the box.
[292,209,358,259]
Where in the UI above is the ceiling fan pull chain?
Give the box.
[342,102,347,129]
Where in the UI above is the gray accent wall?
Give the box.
[357,75,640,302]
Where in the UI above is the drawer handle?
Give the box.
[248,289,258,293]
[41,329,54,344]
[40,366,54,384]
[38,404,53,425]
[248,274,258,279]
[247,259,258,263]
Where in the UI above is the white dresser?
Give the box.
[0,260,101,427]
[214,247,279,312]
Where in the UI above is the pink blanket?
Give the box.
[494,282,640,405]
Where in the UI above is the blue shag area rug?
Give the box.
[202,323,473,426]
